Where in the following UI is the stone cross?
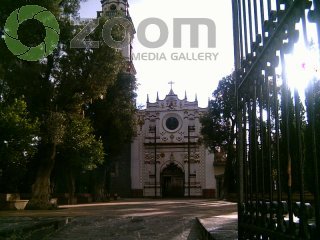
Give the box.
[168,81,175,90]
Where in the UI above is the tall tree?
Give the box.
[54,115,104,203]
[0,0,124,208]
[0,99,39,192]
[87,72,137,200]
[200,73,237,195]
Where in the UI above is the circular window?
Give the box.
[110,4,117,10]
[166,117,179,130]
[163,114,182,133]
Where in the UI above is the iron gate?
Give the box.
[232,0,320,239]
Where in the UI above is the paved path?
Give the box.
[0,199,237,239]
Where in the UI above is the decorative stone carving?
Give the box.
[162,137,168,142]
[131,88,216,197]
[176,136,183,141]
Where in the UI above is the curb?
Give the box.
[196,216,238,240]
[196,217,215,240]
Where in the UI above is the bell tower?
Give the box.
[101,0,128,15]
[99,0,136,75]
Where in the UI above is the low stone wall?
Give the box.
[0,193,29,210]
[6,200,29,210]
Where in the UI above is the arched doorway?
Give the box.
[161,163,184,198]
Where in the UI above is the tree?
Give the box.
[89,73,137,153]
[0,0,124,208]
[54,116,104,203]
[0,99,39,192]
[27,18,123,208]
[200,73,237,196]
[87,72,137,200]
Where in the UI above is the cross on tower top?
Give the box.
[168,81,175,90]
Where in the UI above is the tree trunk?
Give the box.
[67,170,76,204]
[26,143,56,209]
[93,164,107,202]
[223,122,236,200]
[223,146,236,199]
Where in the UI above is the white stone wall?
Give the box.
[131,91,215,197]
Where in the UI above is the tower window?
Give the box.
[110,4,117,10]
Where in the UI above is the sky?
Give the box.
[79,0,234,107]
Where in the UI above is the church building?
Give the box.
[131,86,216,198]
[97,0,219,198]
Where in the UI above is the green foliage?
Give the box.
[0,0,126,207]
[42,112,66,145]
[200,73,237,194]
[85,72,137,199]
[54,21,124,112]
[200,74,236,153]
[57,116,104,171]
[0,99,39,192]
[53,115,104,195]
[88,73,137,154]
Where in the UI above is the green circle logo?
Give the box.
[4,5,60,61]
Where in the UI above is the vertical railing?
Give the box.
[232,0,320,239]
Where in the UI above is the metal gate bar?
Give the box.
[232,0,320,239]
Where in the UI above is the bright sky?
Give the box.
[80,0,234,107]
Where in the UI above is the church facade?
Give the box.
[97,0,218,198]
[131,88,216,198]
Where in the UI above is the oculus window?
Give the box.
[163,114,182,132]
[166,117,179,131]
